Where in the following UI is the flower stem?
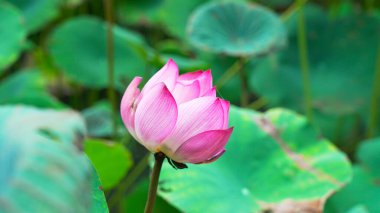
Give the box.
[367,44,380,138]
[215,59,243,90]
[108,153,150,209]
[238,57,249,107]
[280,0,308,21]
[365,0,374,11]
[104,0,117,138]
[297,1,313,122]
[144,153,165,213]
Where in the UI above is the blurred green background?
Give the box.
[0,0,379,212]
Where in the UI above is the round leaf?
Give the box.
[0,69,63,108]
[48,16,148,90]
[0,2,26,72]
[7,0,61,33]
[157,0,205,38]
[123,178,180,213]
[0,105,107,212]
[91,166,110,213]
[326,138,380,212]
[85,139,133,190]
[325,166,380,213]
[157,106,352,212]
[187,1,286,56]
[82,101,114,137]
[250,7,380,115]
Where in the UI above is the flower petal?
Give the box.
[135,83,178,152]
[171,80,201,104]
[178,70,203,81]
[142,59,178,93]
[170,128,233,163]
[201,149,226,164]
[120,77,142,137]
[202,87,216,97]
[179,70,213,95]
[160,97,225,155]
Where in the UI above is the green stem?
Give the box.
[108,153,150,209]
[281,0,308,21]
[237,58,249,107]
[144,153,165,213]
[104,0,117,138]
[367,44,380,138]
[297,2,313,122]
[248,98,267,110]
[215,59,243,90]
[365,0,374,11]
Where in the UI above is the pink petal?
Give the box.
[178,70,203,81]
[142,59,178,93]
[179,70,213,95]
[171,81,201,104]
[201,149,226,164]
[160,97,225,155]
[170,128,233,163]
[134,83,178,152]
[198,70,213,95]
[120,77,142,138]
[221,99,230,129]
[202,87,216,97]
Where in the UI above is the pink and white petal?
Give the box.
[200,149,226,164]
[120,77,142,137]
[142,59,178,93]
[202,87,216,97]
[160,97,225,155]
[179,70,213,95]
[198,70,213,95]
[220,99,230,129]
[171,81,201,104]
[134,83,178,152]
[178,70,203,82]
[170,128,233,163]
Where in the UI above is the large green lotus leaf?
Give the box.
[82,101,113,137]
[85,139,133,190]
[187,1,286,56]
[325,138,380,213]
[48,16,148,90]
[91,164,109,213]
[356,138,380,178]
[326,138,380,212]
[158,106,351,212]
[325,167,380,213]
[116,0,163,25]
[0,69,63,108]
[0,2,26,72]
[155,0,206,38]
[257,0,292,8]
[81,101,126,138]
[123,178,179,213]
[345,205,370,213]
[6,0,61,33]
[0,105,108,212]
[250,6,380,115]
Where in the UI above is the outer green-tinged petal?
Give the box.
[120,77,142,138]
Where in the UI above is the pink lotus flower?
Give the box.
[120,59,233,164]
